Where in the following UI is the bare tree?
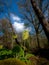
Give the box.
[0,0,20,48]
[0,19,13,48]
[31,0,49,41]
[17,0,45,48]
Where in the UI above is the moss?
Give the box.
[0,58,27,65]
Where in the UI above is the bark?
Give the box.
[36,30,40,48]
[31,0,49,41]
[15,38,20,45]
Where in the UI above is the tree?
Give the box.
[31,0,49,41]
[17,0,44,48]
[0,0,20,48]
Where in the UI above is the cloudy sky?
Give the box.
[10,13,32,33]
[0,0,48,35]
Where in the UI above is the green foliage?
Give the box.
[19,53,35,65]
[12,45,31,64]
[0,48,13,60]
[0,49,12,55]
[25,54,34,65]
[0,50,12,56]
[0,45,24,60]
[19,56,31,65]
[12,45,21,58]
[12,45,20,53]
[25,53,34,59]
[0,45,38,65]
[18,47,24,57]
[12,45,24,58]
[0,58,27,65]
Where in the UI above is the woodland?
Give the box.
[0,0,49,65]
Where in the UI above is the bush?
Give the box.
[0,45,24,59]
[0,48,13,60]
[12,45,20,53]
[19,53,35,65]
[0,58,27,65]
[12,45,24,58]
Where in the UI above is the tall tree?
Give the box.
[0,0,20,48]
[17,0,44,48]
[31,0,49,41]
[0,19,13,48]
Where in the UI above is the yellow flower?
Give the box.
[0,45,3,49]
[22,30,29,40]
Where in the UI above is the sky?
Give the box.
[0,0,48,35]
[0,0,35,34]
[10,13,32,33]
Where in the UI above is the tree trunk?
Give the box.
[31,0,49,41]
[36,31,40,48]
[15,38,20,45]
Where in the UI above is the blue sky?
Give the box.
[0,0,35,34]
[0,0,48,19]
[10,13,33,33]
[0,0,48,35]
[0,0,21,19]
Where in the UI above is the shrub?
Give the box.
[19,53,35,65]
[0,45,24,59]
[0,58,27,65]
[12,45,20,53]
[12,45,24,58]
[0,49,13,60]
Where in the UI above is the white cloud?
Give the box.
[13,16,20,21]
[26,27,32,32]
[11,13,32,33]
[10,13,21,21]
[12,22,25,33]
